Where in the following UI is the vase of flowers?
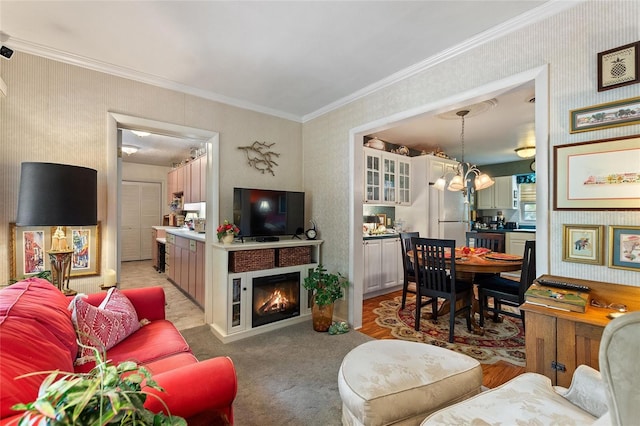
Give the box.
[217,220,240,244]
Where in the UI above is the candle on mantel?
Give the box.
[104,269,117,288]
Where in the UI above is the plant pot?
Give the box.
[312,302,334,332]
[221,234,235,244]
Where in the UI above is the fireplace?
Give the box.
[252,272,300,328]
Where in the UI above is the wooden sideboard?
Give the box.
[521,274,640,387]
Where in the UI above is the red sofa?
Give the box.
[0,278,237,425]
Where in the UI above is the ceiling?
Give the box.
[2,1,567,166]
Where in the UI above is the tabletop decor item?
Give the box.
[217,220,240,244]
[554,135,640,209]
[608,225,640,271]
[562,224,604,265]
[598,41,639,92]
[569,96,640,133]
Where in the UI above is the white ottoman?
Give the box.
[338,340,482,426]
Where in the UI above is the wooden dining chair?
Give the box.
[477,240,536,328]
[466,232,505,253]
[411,237,473,343]
[399,232,420,309]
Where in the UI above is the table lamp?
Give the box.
[16,162,97,295]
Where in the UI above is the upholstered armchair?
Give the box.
[421,310,640,425]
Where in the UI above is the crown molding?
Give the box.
[6,37,303,122]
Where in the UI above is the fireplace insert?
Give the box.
[252,272,300,328]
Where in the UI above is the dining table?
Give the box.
[408,249,524,334]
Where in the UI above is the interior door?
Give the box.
[121,181,161,261]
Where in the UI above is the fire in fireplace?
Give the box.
[252,272,300,328]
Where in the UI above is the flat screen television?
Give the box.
[233,188,305,239]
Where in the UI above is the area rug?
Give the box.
[373,296,525,366]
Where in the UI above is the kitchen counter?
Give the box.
[165,228,206,242]
[363,233,400,240]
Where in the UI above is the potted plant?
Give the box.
[12,345,186,426]
[216,220,240,244]
[303,264,349,332]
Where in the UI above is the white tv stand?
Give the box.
[207,239,323,342]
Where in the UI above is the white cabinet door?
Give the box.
[397,157,411,205]
[381,238,400,289]
[228,273,247,333]
[477,176,515,210]
[382,156,397,204]
[364,149,382,203]
[506,232,535,256]
[363,240,382,293]
[494,176,517,210]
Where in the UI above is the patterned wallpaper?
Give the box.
[0,54,303,289]
[303,1,640,320]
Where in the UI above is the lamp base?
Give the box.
[48,249,75,296]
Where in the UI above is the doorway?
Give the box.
[106,113,220,318]
[348,66,550,330]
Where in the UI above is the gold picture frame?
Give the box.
[608,225,640,271]
[562,224,604,265]
[9,223,52,280]
[598,41,640,92]
[9,222,101,280]
[59,222,101,278]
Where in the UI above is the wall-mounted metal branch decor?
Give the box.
[238,141,280,176]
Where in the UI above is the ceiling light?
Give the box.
[433,110,494,197]
[122,145,139,155]
[131,130,150,137]
[515,146,536,158]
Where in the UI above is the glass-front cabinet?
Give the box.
[364,149,381,203]
[364,147,411,206]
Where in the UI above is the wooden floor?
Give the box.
[359,290,525,389]
[121,261,523,389]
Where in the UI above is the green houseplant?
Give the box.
[12,345,186,426]
[303,264,349,332]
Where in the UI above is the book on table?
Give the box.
[524,283,590,313]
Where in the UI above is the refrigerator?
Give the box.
[429,186,469,247]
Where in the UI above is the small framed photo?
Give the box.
[609,225,640,271]
[598,41,640,92]
[563,224,604,265]
[377,213,387,227]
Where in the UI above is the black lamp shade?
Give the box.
[16,162,97,226]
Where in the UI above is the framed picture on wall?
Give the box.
[569,96,640,133]
[554,135,640,210]
[598,41,640,92]
[59,222,101,278]
[609,225,640,271]
[562,224,604,265]
[9,223,52,280]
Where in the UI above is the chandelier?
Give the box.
[433,110,494,196]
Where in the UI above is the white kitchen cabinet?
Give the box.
[477,175,517,210]
[364,148,411,205]
[505,232,536,256]
[363,237,402,295]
